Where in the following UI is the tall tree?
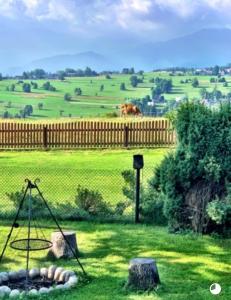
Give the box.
[58,71,65,81]
[22,83,31,93]
[22,72,29,79]
[212,65,220,76]
[24,105,33,116]
[74,88,82,96]
[192,78,199,88]
[120,83,126,91]
[64,93,72,101]
[32,69,46,79]
[130,75,139,87]
[3,111,10,119]
[38,103,43,110]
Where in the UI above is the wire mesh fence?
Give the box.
[0,163,153,223]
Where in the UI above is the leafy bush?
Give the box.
[75,185,110,215]
[121,170,135,202]
[114,201,130,215]
[22,83,31,93]
[149,101,231,234]
[74,88,82,95]
[206,198,231,225]
[64,93,72,101]
[5,191,91,221]
[52,202,91,221]
[121,170,166,223]
[140,190,167,225]
[42,81,56,91]
[6,189,46,217]
[120,83,126,90]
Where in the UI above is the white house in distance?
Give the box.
[148,99,155,106]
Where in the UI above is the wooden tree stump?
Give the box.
[48,231,78,259]
[127,258,160,290]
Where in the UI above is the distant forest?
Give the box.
[1,64,231,81]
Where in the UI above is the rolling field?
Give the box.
[1,72,231,119]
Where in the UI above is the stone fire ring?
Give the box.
[0,265,78,298]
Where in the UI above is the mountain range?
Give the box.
[5,28,231,75]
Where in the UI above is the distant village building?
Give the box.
[175,96,182,103]
[148,100,155,106]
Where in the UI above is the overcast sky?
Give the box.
[0,0,230,68]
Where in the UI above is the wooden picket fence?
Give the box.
[0,120,175,149]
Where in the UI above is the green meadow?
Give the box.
[0,221,230,300]
[0,148,168,213]
[1,72,231,119]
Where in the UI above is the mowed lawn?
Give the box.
[0,148,169,213]
[0,221,230,300]
[1,72,231,118]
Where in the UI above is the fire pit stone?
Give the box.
[54,267,64,281]
[40,267,48,278]
[0,286,11,297]
[48,265,57,279]
[9,289,20,298]
[39,287,49,294]
[0,272,9,282]
[28,289,38,296]
[29,268,40,279]
[0,266,78,298]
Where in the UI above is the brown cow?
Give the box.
[120,103,142,117]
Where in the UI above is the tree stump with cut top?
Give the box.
[48,231,78,259]
[127,258,160,290]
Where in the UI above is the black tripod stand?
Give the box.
[0,179,86,290]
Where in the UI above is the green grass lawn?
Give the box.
[1,72,231,119]
[0,221,230,299]
[0,148,169,214]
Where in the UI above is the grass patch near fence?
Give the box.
[0,221,230,300]
[0,148,169,214]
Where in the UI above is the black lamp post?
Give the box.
[133,155,144,223]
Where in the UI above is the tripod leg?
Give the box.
[0,185,29,263]
[36,186,87,276]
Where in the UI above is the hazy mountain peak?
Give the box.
[5,28,231,75]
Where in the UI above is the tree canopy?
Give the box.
[149,101,231,235]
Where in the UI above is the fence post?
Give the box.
[43,126,48,149]
[124,125,129,147]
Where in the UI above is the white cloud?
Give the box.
[0,0,231,33]
[0,0,76,22]
[0,0,19,18]
[36,0,76,22]
[154,0,231,18]
[128,0,152,13]
[114,0,160,31]
[203,0,231,13]
[154,0,198,18]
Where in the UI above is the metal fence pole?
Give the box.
[135,168,141,223]
[133,154,144,223]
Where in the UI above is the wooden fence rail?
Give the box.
[0,120,175,149]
